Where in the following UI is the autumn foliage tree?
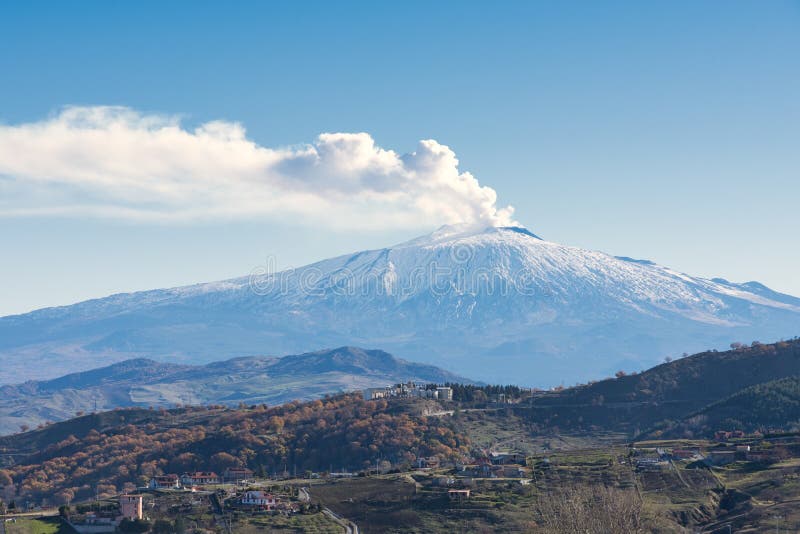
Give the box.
[0,394,470,504]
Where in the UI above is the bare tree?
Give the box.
[534,484,655,533]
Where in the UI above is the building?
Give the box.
[448,489,471,500]
[490,451,527,465]
[240,491,278,510]
[119,494,143,520]
[436,387,453,401]
[77,512,117,532]
[224,467,254,482]
[410,388,438,399]
[635,457,664,471]
[180,472,220,486]
[148,474,180,490]
[417,456,440,469]
[364,386,393,400]
[500,465,528,478]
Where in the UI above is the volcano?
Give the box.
[2,224,798,385]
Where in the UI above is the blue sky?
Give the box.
[1,1,799,315]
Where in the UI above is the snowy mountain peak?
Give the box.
[0,226,798,386]
[397,223,542,248]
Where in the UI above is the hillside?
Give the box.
[2,224,799,385]
[0,394,469,505]
[651,375,800,438]
[525,338,800,434]
[0,346,471,436]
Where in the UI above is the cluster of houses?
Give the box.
[68,479,298,532]
[415,450,531,480]
[61,494,144,534]
[148,468,255,490]
[459,451,530,479]
[632,442,784,470]
[363,382,453,401]
[706,444,784,465]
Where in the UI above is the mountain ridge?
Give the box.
[0,346,472,436]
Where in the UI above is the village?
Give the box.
[361,382,454,401]
[628,430,792,472]
[40,426,798,534]
[53,466,314,534]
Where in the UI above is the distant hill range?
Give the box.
[0,346,471,436]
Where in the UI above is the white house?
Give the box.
[240,490,278,510]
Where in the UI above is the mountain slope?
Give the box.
[524,338,800,434]
[652,375,800,437]
[0,346,471,436]
[1,224,799,385]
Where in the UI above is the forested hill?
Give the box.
[544,338,800,406]
[650,375,800,438]
[0,394,469,505]
[526,338,800,434]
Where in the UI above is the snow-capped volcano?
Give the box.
[2,224,799,385]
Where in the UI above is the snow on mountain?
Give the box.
[1,224,798,385]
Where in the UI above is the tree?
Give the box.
[151,519,174,534]
[55,489,74,505]
[118,518,151,533]
[210,452,239,472]
[615,370,627,379]
[174,516,186,534]
[536,484,655,533]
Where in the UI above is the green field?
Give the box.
[3,518,72,534]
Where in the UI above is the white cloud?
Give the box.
[0,106,515,229]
